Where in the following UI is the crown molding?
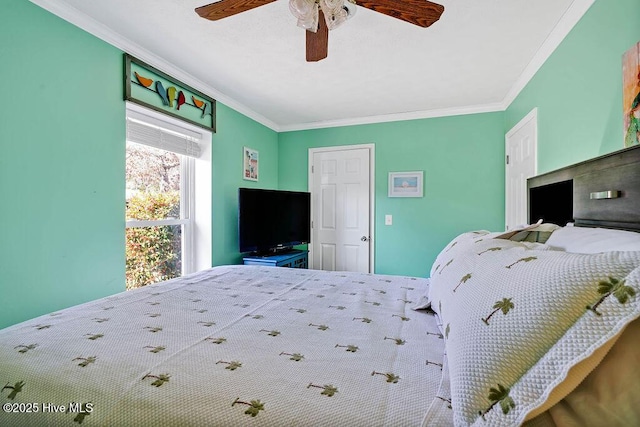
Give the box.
[29,0,281,132]
[29,0,593,133]
[501,0,595,108]
[290,0,593,132]
[279,102,506,132]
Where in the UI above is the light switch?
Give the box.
[385,215,393,225]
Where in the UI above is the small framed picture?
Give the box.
[388,171,423,197]
[243,147,259,181]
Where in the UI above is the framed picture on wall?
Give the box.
[388,171,423,197]
[124,54,216,132]
[243,147,259,181]
[623,41,640,147]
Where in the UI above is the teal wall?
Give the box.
[278,113,506,277]
[506,0,640,173]
[0,0,125,328]
[212,104,279,266]
[0,0,279,329]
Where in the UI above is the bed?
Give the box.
[1,144,640,427]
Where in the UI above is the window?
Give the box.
[125,103,211,289]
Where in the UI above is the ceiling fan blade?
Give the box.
[306,9,329,62]
[356,0,444,28]
[195,0,277,20]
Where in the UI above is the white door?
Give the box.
[309,146,372,272]
[505,108,538,230]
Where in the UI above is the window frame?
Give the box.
[125,102,211,280]
[125,149,194,276]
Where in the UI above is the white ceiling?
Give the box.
[31,0,594,131]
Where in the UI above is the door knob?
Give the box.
[361,236,370,242]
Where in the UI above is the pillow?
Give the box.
[426,233,640,426]
[546,225,640,253]
[495,222,560,244]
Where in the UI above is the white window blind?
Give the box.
[126,118,201,158]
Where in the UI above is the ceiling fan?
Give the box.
[195,0,444,62]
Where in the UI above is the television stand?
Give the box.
[242,249,308,269]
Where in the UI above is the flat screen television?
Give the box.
[238,188,311,254]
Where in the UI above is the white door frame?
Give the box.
[308,144,375,272]
[505,107,538,229]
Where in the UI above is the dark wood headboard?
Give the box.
[527,144,640,231]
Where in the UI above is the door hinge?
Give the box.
[506,155,510,165]
[311,165,314,173]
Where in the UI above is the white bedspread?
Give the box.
[0,265,452,426]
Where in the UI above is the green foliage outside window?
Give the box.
[126,192,181,289]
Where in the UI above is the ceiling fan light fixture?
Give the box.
[195,0,444,62]
[289,0,356,33]
[320,0,347,30]
[297,11,319,32]
[343,0,357,18]
[319,0,356,30]
[289,0,320,31]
